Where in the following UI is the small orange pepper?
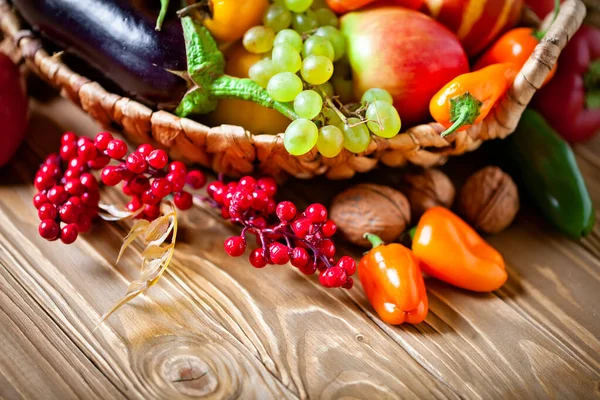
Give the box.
[412,207,507,292]
[429,63,518,137]
[358,233,428,325]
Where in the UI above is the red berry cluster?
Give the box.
[33,133,101,244]
[96,133,206,219]
[208,176,356,289]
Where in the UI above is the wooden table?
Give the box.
[1,97,599,399]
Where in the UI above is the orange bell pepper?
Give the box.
[412,207,507,292]
[358,234,428,325]
[429,63,518,137]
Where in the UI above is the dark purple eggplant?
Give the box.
[12,0,188,108]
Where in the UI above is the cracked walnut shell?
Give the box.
[458,166,519,234]
[330,184,410,247]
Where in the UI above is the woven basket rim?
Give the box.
[0,0,587,179]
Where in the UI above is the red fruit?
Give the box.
[185,170,206,189]
[276,201,297,221]
[232,190,253,210]
[94,132,113,151]
[251,216,267,229]
[292,218,312,238]
[136,143,154,157]
[79,173,98,191]
[342,277,354,290]
[0,53,28,167]
[65,179,85,196]
[341,7,469,126]
[101,166,122,186]
[291,247,309,269]
[249,248,268,268]
[305,203,327,223]
[88,156,110,169]
[319,239,336,258]
[257,177,277,197]
[59,202,80,223]
[60,224,79,244]
[60,142,78,161]
[40,164,60,178]
[39,220,60,241]
[142,189,161,205]
[44,154,60,165]
[166,172,186,192]
[81,191,100,206]
[33,192,48,209]
[128,176,150,194]
[126,196,143,212]
[337,256,357,275]
[221,206,230,219]
[38,203,57,221]
[319,266,347,288]
[321,220,337,237]
[106,139,127,159]
[421,0,523,56]
[224,236,247,257]
[173,191,194,210]
[298,260,317,275]
[143,204,161,220]
[207,182,226,203]
[238,176,257,191]
[34,174,54,191]
[251,189,269,210]
[146,149,169,169]
[126,152,147,173]
[151,178,173,198]
[269,242,290,265]
[266,198,277,215]
[75,215,92,233]
[61,132,77,144]
[47,185,68,205]
[78,142,97,162]
[77,137,93,148]
[168,161,187,175]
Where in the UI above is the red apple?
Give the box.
[0,53,28,167]
[341,7,469,127]
[525,0,562,19]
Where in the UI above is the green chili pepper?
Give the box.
[174,17,298,120]
[506,109,595,239]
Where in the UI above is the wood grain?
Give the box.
[0,97,599,399]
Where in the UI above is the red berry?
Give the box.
[60,224,79,244]
[60,142,78,161]
[126,196,143,212]
[319,239,336,258]
[47,185,68,205]
[266,198,277,215]
[173,191,193,210]
[250,189,268,210]
[61,132,77,144]
[269,242,290,265]
[221,206,230,219]
[232,190,253,210]
[342,277,354,290]
[224,236,246,257]
[34,174,54,191]
[319,266,347,288]
[257,177,277,197]
[292,218,312,238]
[65,179,85,196]
[298,260,317,275]
[136,143,154,157]
[94,132,113,151]
[126,152,147,173]
[305,203,327,223]
[75,215,92,233]
[88,156,110,170]
[101,166,122,186]
[337,256,356,276]
[166,172,186,192]
[38,203,57,221]
[276,201,297,221]
[141,189,161,205]
[127,176,150,194]
[76,137,93,148]
[168,161,187,175]
[250,216,267,230]
[143,204,161,220]
[106,139,127,159]
[146,149,168,169]
[185,170,206,189]
[151,178,172,198]
[40,164,60,178]
[207,182,225,203]
[33,192,48,209]
[44,154,60,165]
[249,248,268,268]
[64,168,83,180]
[68,157,85,171]
[78,142,97,162]
[291,247,309,268]
[238,176,256,191]
[321,220,337,237]
[59,202,80,223]
[39,220,60,241]
[81,191,99,207]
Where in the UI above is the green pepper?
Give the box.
[506,109,595,239]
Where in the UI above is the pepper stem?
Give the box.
[408,226,417,240]
[364,233,385,249]
[440,92,482,137]
[534,0,560,40]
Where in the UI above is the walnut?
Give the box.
[400,169,456,221]
[330,184,410,247]
[458,166,520,234]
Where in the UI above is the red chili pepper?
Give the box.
[532,25,600,143]
[358,234,428,325]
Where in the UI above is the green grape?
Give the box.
[332,75,354,104]
[284,119,319,156]
[317,125,344,158]
[264,4,292,32]
[272,44,302,73]
[267,72,303,102]
[315,8,339,27]
[366,101,402,138]
[322,107,342,126]
[243,26,275,54]
[285,0,313,13]
[248,59,278,88]
[314,26,345,61]
[361,88,394,105]
[340,118,370,153]
[292,10,319,34]
[294,90,323,120]
[302,35,335,61]
[310,0,328,9]
[318,82,334,98]
[274,29,303,52]
[301,55,334,85]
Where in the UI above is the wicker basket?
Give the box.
[0,0,587,179]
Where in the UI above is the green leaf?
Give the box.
[156,0,170,31]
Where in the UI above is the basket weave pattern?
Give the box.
[0,0,586,179]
